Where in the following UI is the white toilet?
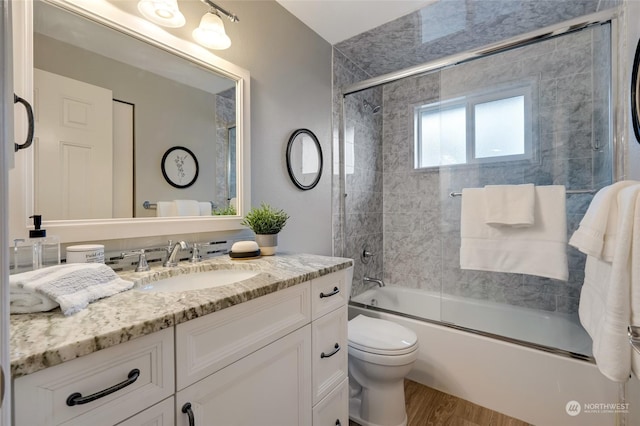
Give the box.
[348,314,419,426]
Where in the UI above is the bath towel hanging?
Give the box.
[484,183,535,227]
[460,185,568,281]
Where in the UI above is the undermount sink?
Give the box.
[137,269,260,293]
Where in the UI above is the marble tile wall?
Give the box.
[332,49,384,296]
[214,91,236,211]
[379,25,612,315]
[334,0,618,78]
[333,0,617,316]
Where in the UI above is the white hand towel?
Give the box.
[173,200,200,216]
[460,185,568,281]
[156,201,177,217]
[10,287,59,314]
[199,202,212,216]
[484,183,535,227]
[578,184,640,382]
[10,263,133,316]
[569,180,639,261]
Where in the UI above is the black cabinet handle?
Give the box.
[182,402,195,426]
[319,287,339,298]
[321,343,340,359]
[13,94,35,152]
[66,368,140,406]
[336,420,341,426]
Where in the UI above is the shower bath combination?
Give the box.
[339,12,614,369]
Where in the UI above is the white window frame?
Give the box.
[414,83,534,169]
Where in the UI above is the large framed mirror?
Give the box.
[9,0,250,243]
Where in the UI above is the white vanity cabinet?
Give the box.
[13,328,175,426]
[12,267,352,426]
[174,268,351,426]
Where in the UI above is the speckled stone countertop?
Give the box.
[10,253,352,378]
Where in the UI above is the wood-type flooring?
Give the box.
[349,380,532,426]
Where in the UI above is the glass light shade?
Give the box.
[137,0,186,28]
[192,12,231,50]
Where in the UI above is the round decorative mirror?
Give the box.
[286,129,323,190]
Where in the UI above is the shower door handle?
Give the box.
[14,94,35,152]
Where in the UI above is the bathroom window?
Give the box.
[414,85,533,168]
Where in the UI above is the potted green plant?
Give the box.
[240,203,289,255]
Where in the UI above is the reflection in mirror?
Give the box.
[32,0,237,219]
[286,129,323,191]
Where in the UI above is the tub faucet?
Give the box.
[164,240,190,267]
[363,276,385,287]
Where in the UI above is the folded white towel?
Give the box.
[569,181,639,261]
[10,263,133,316]
[484,183,535,227]
[156,201,177,217]
[460,185,568,281]
[174,200,200,216]
[10,287,59,314]
[199,202,212,216]
[578,184,640,381]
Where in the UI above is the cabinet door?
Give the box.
[176,325,311,426]
[117,397,174,426]
[312,306,348,405]
[313,378,348,426]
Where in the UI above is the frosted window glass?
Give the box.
[420,106,466,167]
[474,96,525,158]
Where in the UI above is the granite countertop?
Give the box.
[10,253,353,378]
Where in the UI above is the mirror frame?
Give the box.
[285,128,323,191]
[10,0,251,243]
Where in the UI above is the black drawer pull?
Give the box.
[319,287,339,298]
[182,402,195,426]
[66,368,140,406]
[336,420,341,426]
[321,343,340,359]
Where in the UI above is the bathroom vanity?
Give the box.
[10,253,352,425]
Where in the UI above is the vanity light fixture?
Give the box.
[192,0,239,50]
[137,0,186,28]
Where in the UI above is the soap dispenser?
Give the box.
[27,215,60,269]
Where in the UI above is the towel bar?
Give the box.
[448,188,598,198]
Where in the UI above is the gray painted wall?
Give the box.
[211,1,333,255]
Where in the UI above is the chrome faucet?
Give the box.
[164,240,190,267]
[363,276,385,287]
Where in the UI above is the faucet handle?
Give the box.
[120,249,150,272]
[190,243,201,263]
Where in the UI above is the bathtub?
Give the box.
[349,286,624,426]
[351,287,592,357]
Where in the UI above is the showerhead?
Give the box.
[363,99,381,114]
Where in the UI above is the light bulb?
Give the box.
[137,0,185,28]
[193,12,231,50]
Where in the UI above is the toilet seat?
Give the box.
[348,315,418,356]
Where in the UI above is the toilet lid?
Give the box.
[348,315,418,355]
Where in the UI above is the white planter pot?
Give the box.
[255,234,278,256]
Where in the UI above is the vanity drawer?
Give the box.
[311,268,351,320]
[313,378,349,426]
[312,305,348,405]
[176,282,311,390]
[14,328,174,426]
